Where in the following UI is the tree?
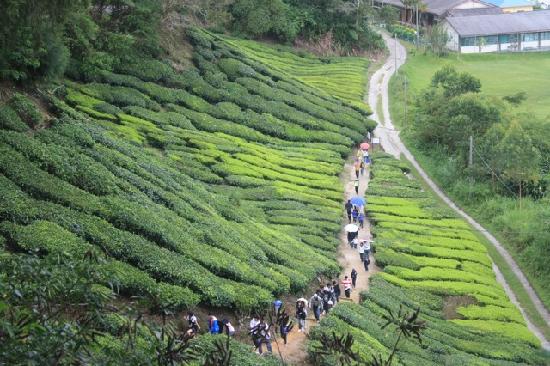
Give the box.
[431,66,481,98]
[495,121,541,207]
[426,23,450,56]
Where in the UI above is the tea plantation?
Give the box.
[308,152,550,365]
[0,28,375,315]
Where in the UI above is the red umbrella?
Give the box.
[360,142,370,150]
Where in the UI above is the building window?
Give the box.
[522,33,539,42]
[499,34,518,44]
[541,32,550,41]
[480,35,498,45]
[460,37,476,46]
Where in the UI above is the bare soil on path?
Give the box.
[271,153,379,365]
[368,31,550,350]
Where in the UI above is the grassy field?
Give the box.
[398,50,550,118]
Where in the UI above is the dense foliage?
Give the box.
[401,66,550,309]
[308,152,550,365]
[0,24,375,362]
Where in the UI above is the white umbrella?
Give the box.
[296,297,308,307]
[345,224,359,233]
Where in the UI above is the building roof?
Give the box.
[447,7,503,15]
[378,0,495,15]
[484,0,534,7]
[445,9,550,36]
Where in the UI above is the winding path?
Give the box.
[367,31,550,350]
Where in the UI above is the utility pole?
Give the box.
[394,33,398,74]
[404,76,408,127]
[468,135,474,168]
[415,4,420,48]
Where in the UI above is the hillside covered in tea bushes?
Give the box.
[308,152,550,365]
[0,28,376,312]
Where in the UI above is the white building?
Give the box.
[443,10,550,53]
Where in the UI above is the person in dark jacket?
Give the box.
[344,199,352,223]
[332,280,341,302]
[351,269,358,288]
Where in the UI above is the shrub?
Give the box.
[0,105,28,132]
[10,93,43,128]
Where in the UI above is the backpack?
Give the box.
[312,295,322,308]
[351,269,358,278]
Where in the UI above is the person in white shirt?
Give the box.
[249,315,261,352]
[358,241,365,262]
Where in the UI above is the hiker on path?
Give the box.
[332,280,341,303]
[354,160,360,179]
[208,314,222,334]
[309,291,323,322]
[273,299,283,314]
[360,160,365,176]
[358,212,365,229]
[351,206,359,223]
[249,315,261,351]
[356,149,363,162]
[322,283,334,314]
[184,312,200,340]
[280,313,292,345]
[358,241,365,262]
[256,317,272,354]
[223,319,236,337]
[362,239,372,271]
[354,179,359,194]
[296,300,307,332]
[351,237,359,249]
[351,268,358,288]
[345,199,352,223]
[363,149,370,165]
[342,276,352,298]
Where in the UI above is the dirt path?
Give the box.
[367,31,550,350]
[271,152,379,364]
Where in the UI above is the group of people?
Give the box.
[180,142,375,354]
[184,312,236,340]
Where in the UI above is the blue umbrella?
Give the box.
[350,197,365,206]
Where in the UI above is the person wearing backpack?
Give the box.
[322,283,333,314]
[208,314,220,334]
[257,317,272,354]
[351,206,359,223]
[358,212,365,229]
[309,291,323,322]
[296,300,307,332]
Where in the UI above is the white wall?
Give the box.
[541,39,550,47]
[454,0,491,9]
[443,22,460,51]
[522,41,539,50]
[501,42,520,51]
[461,45,479,53]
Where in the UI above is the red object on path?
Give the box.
[360,142,370,150]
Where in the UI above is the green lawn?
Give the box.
[400,50,550,118]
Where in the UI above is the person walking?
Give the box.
[351,206,359,223]
[223,319,236,337]
[354,160,360,179]
[358,241,365,262]
[356,149,363,162]
[358,211,365,229]
[363,149,370,165]
[280,313,292,345]
[354,179,359,194]
[309,291,323,322]
[351,237,359,249]
[351,269,358,288]
[257,317,272,354]
[345,199,352,223]
[184,312,200,341]
[249,315,261,351]
[360,160,365,176]
[296,300,307,332]
[342,276,352,298]
[322,283,334,314]
[208,314,220,334]
[332,280,341,303]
